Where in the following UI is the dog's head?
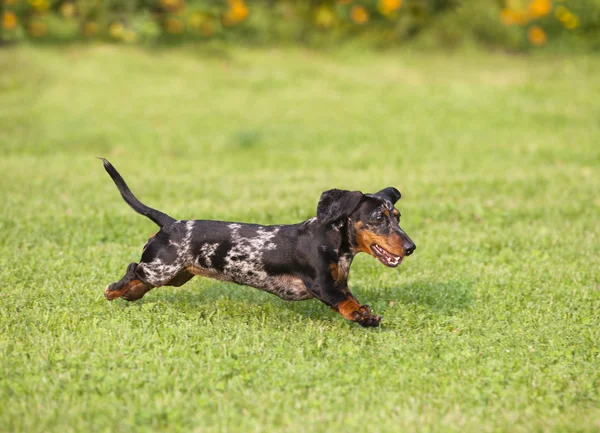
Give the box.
[316,187,416,267]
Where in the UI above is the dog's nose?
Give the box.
[404,243,416,256]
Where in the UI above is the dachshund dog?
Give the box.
[100,158,415,327]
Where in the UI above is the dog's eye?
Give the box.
[375,213,384,222]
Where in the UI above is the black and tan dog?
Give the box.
[99,158,416,327]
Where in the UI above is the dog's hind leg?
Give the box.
[104,262,153,301]
[120,269,193,301]
[106,225,196,301]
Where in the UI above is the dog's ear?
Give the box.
[374,187,401,204]
[317,189,364,226]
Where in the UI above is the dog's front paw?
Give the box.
[354,305,382,328]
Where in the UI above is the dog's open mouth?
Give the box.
[371,244,403,268]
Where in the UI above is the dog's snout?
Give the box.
[404,243,416,256]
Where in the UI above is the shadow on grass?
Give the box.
[124,278,475,324]
[125,283,332,324]
[368,279,475,314]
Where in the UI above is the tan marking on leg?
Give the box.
[121,282,152,301]
[336,298,361,321]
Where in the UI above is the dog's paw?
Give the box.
[354,305,382,328]
[104,283,122,301]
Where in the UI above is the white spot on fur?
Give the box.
[224,225,278,287]
[137,221,312,300]
[182,220,195,251]
[138,220,195,286]
[219,224,311,300]
[198,243,219,268]
[338,254,352,278]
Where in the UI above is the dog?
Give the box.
[99,158,416,327]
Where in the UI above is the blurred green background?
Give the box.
[1,0,599,51]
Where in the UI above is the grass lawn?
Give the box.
[1,44,599,433]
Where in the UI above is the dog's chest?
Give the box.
[191,224,312,301]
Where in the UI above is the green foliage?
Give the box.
[1,0,598,50]
[1,46,600,432]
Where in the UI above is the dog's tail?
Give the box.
[98,157,176,228]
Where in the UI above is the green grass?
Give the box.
[1,45,599,433]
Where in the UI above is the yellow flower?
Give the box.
[60,1,76,19]
[222,0,249,26]
[28,20,46,37]
[160,0,185,12]
[28,0,49,12]
[378,0,402,16]
[122,29,138,43]
[528,0,551,18]
[501,8,530,25]
[350,5,369,25]
[2,11,18,30]
[555,6,578,29]
[188,12,215,36]
[165,17,184,34]
[315,5,335,28]
[109,21,124,39]
[83,21,98,37]
[527,25,547,45]
[554,5,568,19]
[230,0,249,18]
[562,14,579,29]
[188,12,205,29]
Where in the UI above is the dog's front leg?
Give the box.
[309,278,382,328]
[336,292,382,328]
